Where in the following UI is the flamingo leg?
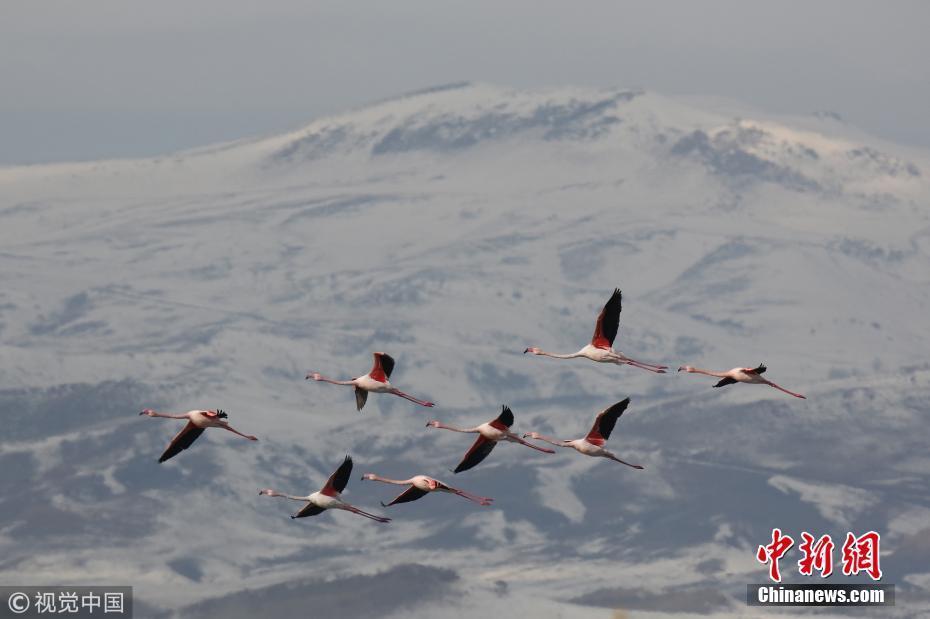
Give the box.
[390,389,435,407]
[460,493,493,506]
[617,355,668,371]
[219,424,258,440]
[625,361,667,374]
[764,381,807,399]
[341,503,391,523]
[507,435,556,454]
[607,353,667,373]
[606,454,645,470]
[448,488,494,505]
[523,434,571,448]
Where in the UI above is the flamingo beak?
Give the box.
[523,348,529,354]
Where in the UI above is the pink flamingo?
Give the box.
[524,288,667,373]
[426,406,556,473]
[361,473,493,507]
[139,408,257,463]
[523,398,644,469]
[677,363,806,399]
[259,455,390,523]
[307,352,435,410]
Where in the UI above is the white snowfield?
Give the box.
[1,83,928,618]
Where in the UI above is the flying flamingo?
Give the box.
[524,288,667,373]
[361,473,493,507]
[523,398,644,469]
[307,352,435,411]
[426,406,556,473]
[258,455,390,523]
[139,408,258,463]
[677,363,806,399]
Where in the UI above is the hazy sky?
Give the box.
[2,0,928,164]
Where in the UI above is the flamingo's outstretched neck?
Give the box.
[361,474,411,485]
[139,409,187,419]
[426,420,475,433]
[677,366,727,378]
[258,489,305,501]
[306,373,354,386]
[524,347,582,359]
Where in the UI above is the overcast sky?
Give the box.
[2,0,928,164]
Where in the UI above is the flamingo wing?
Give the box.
[369,352,395,383]
[355,387,368,411]
[158,421,204,463]
[453,436,497,473]
[488,405,514,431]
[591,288,622,349]
[293,502,326,518]
[745,363,767,375]
[713,377,738,388]
[586,397,631,446]
[321,455,353,497]
[382,486,429,506]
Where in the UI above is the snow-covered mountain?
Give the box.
[2,82,929,618]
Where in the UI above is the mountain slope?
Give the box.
[1,82,928,617]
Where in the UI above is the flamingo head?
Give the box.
[677,365,694,373]
[139,408,156,416]
[425,420,440,429]
[523,347,541,355]
[306,372,322,381]
[258,488,280,497]
[523,432,540,439]
[360,473,377,481]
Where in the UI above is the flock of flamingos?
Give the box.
[140,288,806,524]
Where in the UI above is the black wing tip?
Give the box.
[499,405,515,427]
